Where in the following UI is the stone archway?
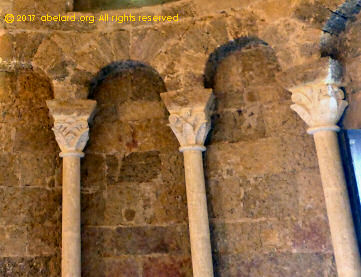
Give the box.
[81,60,192,277]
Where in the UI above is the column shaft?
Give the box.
[313,131,361,277]
[47,99,96,277]
[62,156,81,277]
[183,150,213,277]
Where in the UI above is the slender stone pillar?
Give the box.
[289,59,361,277]
[161,89,214,277]
[47,99,96,277]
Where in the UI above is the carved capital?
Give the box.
[161,88,214,152]
[47,99,96,157]
[288,58,348,134]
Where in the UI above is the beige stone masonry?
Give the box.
[288,58,361,277]
[47,99,96,277]
[161,88,214,277]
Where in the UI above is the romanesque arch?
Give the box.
[80,60,192,276]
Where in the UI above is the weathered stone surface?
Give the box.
[13,32,45,64]
[214,252,335,277]
[209,107,266,143]
[14,124,57,154]
[263,100,307,137]
[211,220,295,255]
[82,256,140,277]
[0,32,14,62]
[82,225,190,256]
[90,118,179,153]
[0,256,60,277]
[1,0,346,275]
[243,173,298,218]
[0,153,18,186]
[0,187,61,225]
[0,72,16,104]
[18,152,59,187]
[143,256,192,277]
[213,44,280,95]
[118,151,161,182]
[206,136,318,178]
[81,190,106,225]
[81,153,106,191]
[13,0,67,14]
[27,224,61,256]
[293,0,332,28]
[0,225,27,256]
[104,182,155,225]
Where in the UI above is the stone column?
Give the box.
[47,99,96,277]
[161,89,214,277]
[289,60,361,277]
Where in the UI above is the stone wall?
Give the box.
[340,11,361,129]
[1,0,357,276]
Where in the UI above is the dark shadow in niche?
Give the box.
[203,38,284,276]
[203,36,282,146]
[2,68,62,275]
[85,59,169,182]
[74,0,179,11]
[204,37,269,89]
[82,60,189,275]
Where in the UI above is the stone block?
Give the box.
[211,220,293,255]
[104,181,158,225]
[0,153,18,186]
[160,151,184,185]
[103,257,139,277]
[243,173,299,218]
[296,168,327,218]
[206,136,318,178]
[207,176,246,220]
[209,106,266,144]
[18,152,59,187]
[87,121,131,154]
[14,124,57,154]
[263,100,306,137]
[83,225,190,257]
[27,224,61,256]
[0,187,61,225]
[0,72,16,104]
[293,0,332,28]
[208,172,299,220]
[13,32,45,63]
[0,256,60,276]
[0,225,27,256]
[15,70,50,104]
[245,84,289,105]
[0,32,14,62]
[292,216,333,253]
[143,256,192,277]
[81,190,106,226]
[82,255,140,277]
[211,222,261,255]
[214,252,332,277]
[81,153,106,191]
[32,37,67,82]
[13,0,69,14]
[107,225,190,256]
[118,151,161,183]
[127,118,179,152]
[105,154,120,184]
[213,44,280,94]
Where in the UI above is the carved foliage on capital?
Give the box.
[52,116,90,154]
[168,108,211,147]
[47,99,96,155]
[290,84,348,133]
